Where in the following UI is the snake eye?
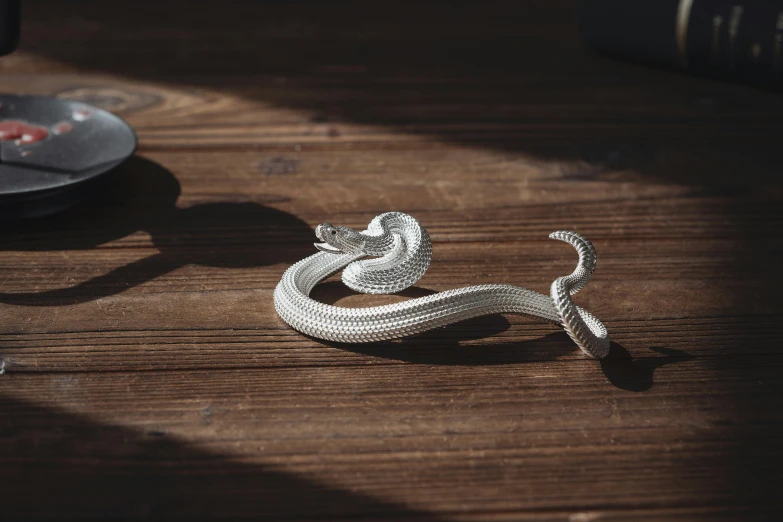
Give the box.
[330,229,337,235]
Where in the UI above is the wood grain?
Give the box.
[1,1,782,520]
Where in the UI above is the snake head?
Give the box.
[314,222,366,254]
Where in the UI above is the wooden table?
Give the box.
[1,1,782,520]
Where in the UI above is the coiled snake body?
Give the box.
[274,212,610,358]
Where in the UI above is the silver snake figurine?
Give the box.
[274,212,610,359]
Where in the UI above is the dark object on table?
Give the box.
[0,5,137,219]
[0,0,20,55]
[581,0,783,88]
[0,95,137,219]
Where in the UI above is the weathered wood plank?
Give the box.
[0,0,781,519]
[1,359,781,518]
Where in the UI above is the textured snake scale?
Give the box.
[274,212,610,359]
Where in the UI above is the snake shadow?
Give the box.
[310,281,691,391]
[0,156,314,306]
[600,345,693,392]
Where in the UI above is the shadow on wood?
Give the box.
[4,2,783,517]
[0,395,441,521]
[15,1,783,188]
[0,156,314,305]
[600,344,693,392]
[310,281,690,390]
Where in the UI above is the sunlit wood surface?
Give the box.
[1,1,781,520]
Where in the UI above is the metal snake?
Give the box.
[274,212,610,359]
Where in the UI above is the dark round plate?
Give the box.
[0,95,137,219]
